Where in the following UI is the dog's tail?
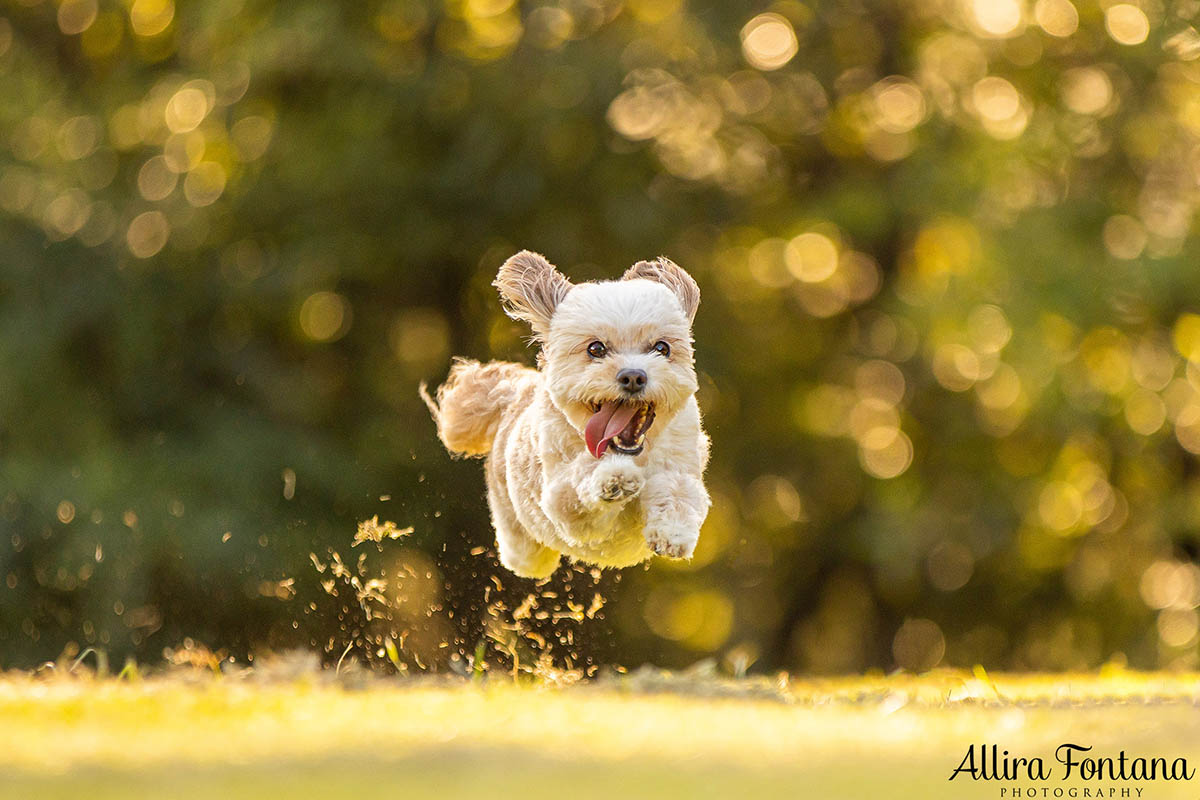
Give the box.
[420,359,530,457]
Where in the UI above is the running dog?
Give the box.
[422,251,710,578]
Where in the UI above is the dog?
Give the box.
[421,251,711,578]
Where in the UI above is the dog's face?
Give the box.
[494,252,699,458]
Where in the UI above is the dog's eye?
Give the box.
[587,341,607,359]
[652,340,670,357]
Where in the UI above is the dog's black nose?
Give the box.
[616,368,647,393]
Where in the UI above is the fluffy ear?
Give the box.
[623,257,700,323]
[493,251,573,339]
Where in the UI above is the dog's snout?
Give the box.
[616,368,647,393]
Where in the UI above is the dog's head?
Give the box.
[494,251,700,458]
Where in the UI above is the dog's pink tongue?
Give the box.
[585,402,639,458]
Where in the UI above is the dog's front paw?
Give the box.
[644,523,699,560]
[599,472,643,501]
[583,460,644,505]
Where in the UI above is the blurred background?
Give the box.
[4,0,1200,674]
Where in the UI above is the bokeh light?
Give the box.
[57,0,98,35]
[971,0,1023,38]
[1105,4,1150,46]
[893,619,946,671]
[299,292,352,342]
[129,0,174,37]
[126,210,169,258]
[740,14,799,72]
[1034,0,1079,37]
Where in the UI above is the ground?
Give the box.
[1,665,1198,799]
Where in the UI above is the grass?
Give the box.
[0,665,1199,799]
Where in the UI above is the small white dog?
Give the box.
[422,251,711,578]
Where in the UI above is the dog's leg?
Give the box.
[496,523,561,579]
[640,470,710,559]
[541,454,644,539]
[489,483,561,579]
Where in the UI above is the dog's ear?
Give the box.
[623,257,700,323]
[493,251,573,339]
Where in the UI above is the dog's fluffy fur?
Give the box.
[421,251,711,578]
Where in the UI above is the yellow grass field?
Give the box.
[1,667,1198,800]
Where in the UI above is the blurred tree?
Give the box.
[2,0,1200,673]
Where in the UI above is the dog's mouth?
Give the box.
[584,401,656,458]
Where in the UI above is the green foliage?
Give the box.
[2,0,1200,671]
